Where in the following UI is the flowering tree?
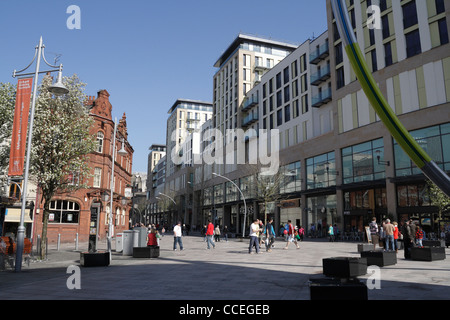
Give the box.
[31,74,96,259]
[0,83,16,176]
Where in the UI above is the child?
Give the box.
[416,225,424,248]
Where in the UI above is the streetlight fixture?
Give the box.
[107,118,128,259]
[212,172,247,237]
[12,37,69,272]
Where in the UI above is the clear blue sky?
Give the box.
[0,0,328,173]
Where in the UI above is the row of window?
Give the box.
[47,200,127,225]
[197,122,449,205]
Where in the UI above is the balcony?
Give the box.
[241,95,259,112]
[311,87,332,108]
[310,42,329,65]
[242,110,259,128]
[310,65,331,86]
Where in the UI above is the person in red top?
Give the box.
[393,221,400,253]
[147,228,158,246]
[206,220,215,249]
[284,220,300,249]
[416,225,424,248]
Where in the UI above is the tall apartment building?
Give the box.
[148,0,450,236]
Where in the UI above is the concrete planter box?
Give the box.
[357,243,375,253]
[360,250,397,267]
[322,257,367,278]
[411,247,446,261]
[133,246,160,258]
[80,251,110,267]
[309,276,368,300]
[422,240,445,248]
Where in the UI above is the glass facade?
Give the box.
[280,161,301,194]
[394,122,450,176]
[306,152,336,189]
[342,138,386,184]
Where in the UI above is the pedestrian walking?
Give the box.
[222,226,229,242]
[206,220,215,249]
[298,226,305,241]
[263,218,276,252]
[249,219,261,254]
[173,221,184,251]
[328,224,335,242]
[214,225,221,242]
[284,220,300,249]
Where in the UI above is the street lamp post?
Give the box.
[158,192,176,225]
[212,173,247,237]
[107,118,127,258]
[12,37,69,272]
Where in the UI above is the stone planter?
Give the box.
[360,250,397,267]
[80,251,110,267]
[422,240,445,248]
[309,276,368,300]
[357,243,375,253]
[411,246,446,261]
[322,257,367,278]
[133,246,160,258]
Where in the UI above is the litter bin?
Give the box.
[134,227,148,247]
[115,233,123,252]
[123,230,138,256]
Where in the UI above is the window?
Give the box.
[284,105,291,122]
[438,18,449,45]
[306,152,336,189]
[402,0,418,29]
[280,161,301,194]
[341,138,386,184]
[382,15,390,39]
[48,200,80,224]
[96,131,104,153]
[284,85,290,103]
[384,42,393,67]
[371,49,378,72]
[335,43,343,65]
[405,29,421,58]
[436,0,445,14]
[283,67,290,84]
[277,91,282,108]
[394,123,450,176]
[276,73,282,89]
[336,67,345,89]
[93,167,102,188]
[277,109,283,126]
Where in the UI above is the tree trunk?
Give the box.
[39,195,51,260]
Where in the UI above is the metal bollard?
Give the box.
[57,234,61,251]
[75,233,79,251]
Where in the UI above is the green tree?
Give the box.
[427,180,450,232]
[31,74,96,259]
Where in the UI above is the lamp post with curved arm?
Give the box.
[12,37,69,272]
[158,192,177,225]
[212,173,247,237]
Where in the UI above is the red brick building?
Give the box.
[33,90,134,246]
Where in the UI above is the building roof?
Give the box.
[214,33,299,68]
[167,99,213,114]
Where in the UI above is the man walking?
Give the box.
[284,220,300,249]
[173,221,184,251]
[206,220,215,249]
[263,218,276,252]
[249,219,261,254]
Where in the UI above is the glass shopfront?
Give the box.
[306,194,337,237]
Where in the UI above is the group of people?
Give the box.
[369,217,430,259]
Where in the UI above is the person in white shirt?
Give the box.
[249,219,261,254]
[173,221,184,251]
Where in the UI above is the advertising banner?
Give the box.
[8,77,33,176]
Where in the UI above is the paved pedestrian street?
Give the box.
[0,235,449,305]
